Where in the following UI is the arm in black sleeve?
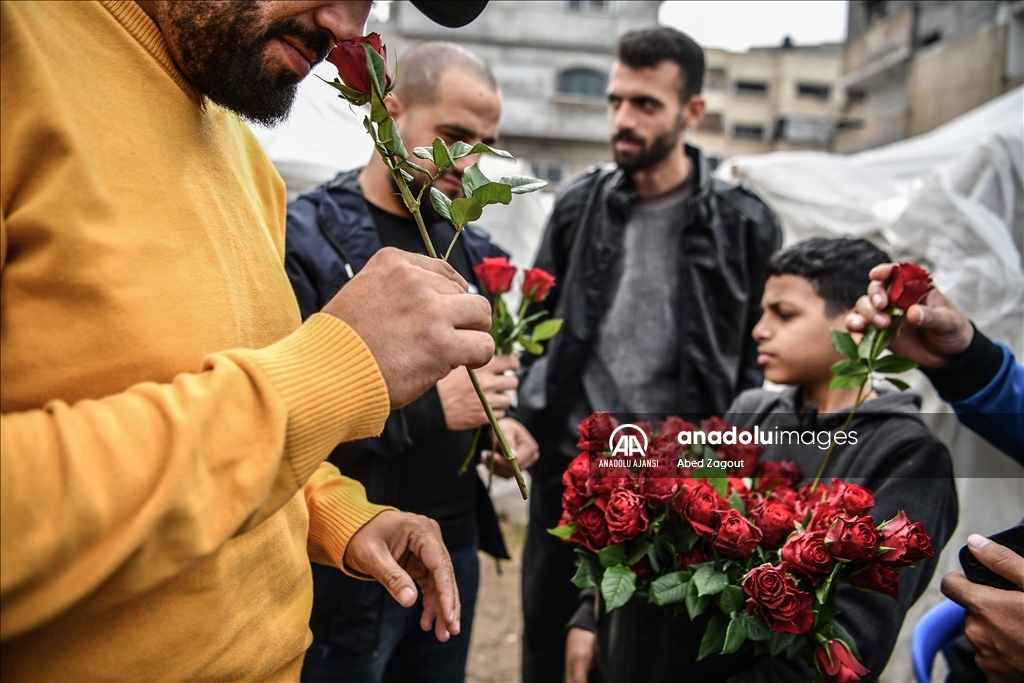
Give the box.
[567,587,598,633]
[726,439,958,683]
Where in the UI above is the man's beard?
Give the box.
[612,123,683,174]
[161,2,333,126]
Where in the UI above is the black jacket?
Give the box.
[518,145,782,527]
[284,169,510,649]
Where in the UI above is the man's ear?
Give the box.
[682,95,706,131]
[384,93,404,122]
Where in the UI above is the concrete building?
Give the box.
[835,0,1024,153]
[369,0,661,188]
[688,40,844,168]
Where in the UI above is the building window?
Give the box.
[557,68,608,98]
[568,0,611,12]
[732,124,765,141]
[735,80,768,97]
[531,160,565,186]
[698,112,724,134]
[705,67,727,90]
[797,83,831,100]
[866,1,887,21]
[846,88,867,105]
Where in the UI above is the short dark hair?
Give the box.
[767,238,892,316]
[394,41,497,108]
[617,27,705,101]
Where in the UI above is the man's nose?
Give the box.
[312,1,372,44]
[610,103,636,131]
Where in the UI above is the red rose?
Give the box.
[826,515,879,561]
[715,509,764,559]
[659,416,695,439]
[720,438,762,476]
[756,460,802,492]
[877,511,934,566]
[562,453,590,494]
[799,481,829,506]
[522,267,556,302]
[589,464,634,498]
[767,486,798,511]
[576,412,617,453]
[648,433,681,462]
[677,542,713,569]
[781,531,835,584]
[808,503,843,533]
[326,33,391,96]
[573,504,610,552]
[850,561,901,599]
[815,639,869,683]
[605,489,649,544]
[632,556,654,583]
[682,481,726,538]
[825,479,875,517]
[885,262,933,311]
[742,563,813,634]
[751,501,797,550]
[700,416,730,440]
[473,256,516,295]
[561,486,585,516]
[640,472,679,507]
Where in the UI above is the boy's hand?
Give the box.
[483,418,539,477]
[437,355,519,430]
[941,534,1024,682]
[845,263,974,369]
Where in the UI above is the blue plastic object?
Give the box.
[911,599,966,682]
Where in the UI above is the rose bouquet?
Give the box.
[549,414,934,681]
[323,34,548,499]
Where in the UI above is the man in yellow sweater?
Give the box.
[0,1,493,680]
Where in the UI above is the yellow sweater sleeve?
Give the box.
[0,300,390,640]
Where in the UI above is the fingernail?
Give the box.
[454,619,461,633]
[968,534,990,551]
[449,609,456,623]
[399,587,416,604]
[872,294,885,307]
[874,314,888,327]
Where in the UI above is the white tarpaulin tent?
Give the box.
[717,87,1024,357]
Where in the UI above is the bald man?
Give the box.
[285,42,539,683]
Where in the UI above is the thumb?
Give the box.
[968,533,1024,589]
[364,548,420,607]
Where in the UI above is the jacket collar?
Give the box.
[607,144,712,216]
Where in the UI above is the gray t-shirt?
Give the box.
[580,176,696,418]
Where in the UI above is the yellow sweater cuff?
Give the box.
[239,313,390,488]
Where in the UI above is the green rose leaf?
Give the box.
[546,522,577,540]
[736,611,773,642]
[598,543,628,568]
[721,614,747,655]
[531,318,563,342]
[768,631,796,657]
[885,376,912,391]
[693,564,730,597]
[719,584,745,614]
[430,187,452,222]
[828,373,868,390]
[472,182,513,207]
[397,160,430,174]
[449,197,483,229]
[600,564,637,612]
[858,326,879,360]
[447,141,474,159]
[873,354,918,374]
[499,175,548,194]
[413,146,434,162]
[831,329,859,360]
[832,359,868,377]
[697,613,728,661]
[320,76,370,105]
[685,581,710,620]
[650,571,690,606]
[519,338,544,356]
[362,42,388,99]
[399,169,414,183]
[432,138,454,171]
[571,552,601,589]
[729,490,746,515]
[461,164,491,198]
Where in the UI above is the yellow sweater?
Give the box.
[0,2,393,680]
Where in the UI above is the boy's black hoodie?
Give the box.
[570,385,958,683]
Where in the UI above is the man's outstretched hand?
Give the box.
[322,248,495,409]
[942,533,1024,683]
[343,510,461,642]
[845,263,974,369]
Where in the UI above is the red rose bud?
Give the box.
[742,563,812,634]
[825,515,880,562]
[877,511,934,566]
[682,481,726,538]
[781,531,835,584]
[825,479,875,517]
[756,460,802,492]
[326,33,390,96]
[751,501,797,550]
[815,639,869,683]
[885,262,933,311]
[714,509,764,559]
[605,489,649,544]
[851,561,901,599]
[473,256,516,295]
[677,542,713,569]
[572,503,609,553]
[522,267,556,302]
[576,411,617,453]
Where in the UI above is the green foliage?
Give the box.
[429,188,452,221]
[432,138,453,171]
[873,355,918,374]
[722,614,747,654]
[531,318,563,342]
[831,329,859,360]
[598,544,627,568]
[500,175,548,194]
[697,613,728,661]
[729,490,746,515]
[571,551,601,589]
[362,42,389,99]
[601,564,637,611]
[650,571,690,606]
[719,584,745,614]
[449,198,483,229]
[693,564,730,597]
[546,522,577,540]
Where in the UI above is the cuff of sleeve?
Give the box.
[921,326,1006,402]
[305,462,396,579]
[566,587,598,633]
[234,313,390,488]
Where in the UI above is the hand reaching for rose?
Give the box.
[437,355,519,430]
[844,263,974,369]
[483,418,539,478]
[941,533,1024,682]
[321,248,494,409]
[565,626,596,683]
